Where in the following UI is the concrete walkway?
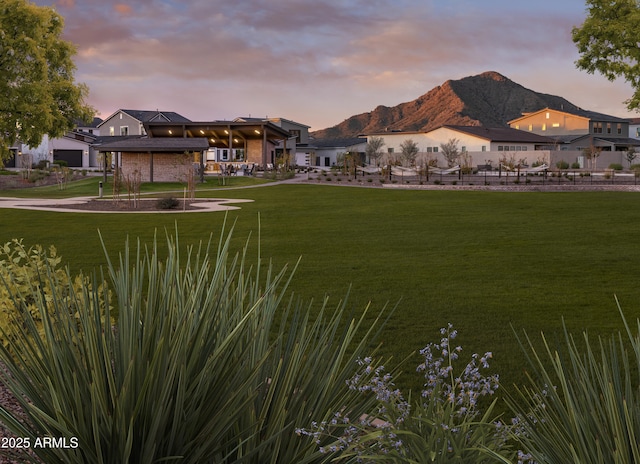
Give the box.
[0,196,254,213]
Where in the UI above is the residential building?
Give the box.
[97,109,191,137]
[307,137,367,168]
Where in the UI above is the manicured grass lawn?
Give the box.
[2,180,640,394]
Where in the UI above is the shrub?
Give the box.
[155,197,179,209]
[571,162,581,169]
[0,239,109,356]
[608,163,624,170]
[52,159,68,167]
[299,324,513,463]
[555,160,570,169]
[507,303,640,464]
[0,230,388,463]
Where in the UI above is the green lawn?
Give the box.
[2,179,639,394]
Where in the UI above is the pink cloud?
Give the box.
[114,4,133,15]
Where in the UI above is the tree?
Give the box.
[0,0,94,161]
[400,139,419,167]
[625,147,637,168]
[572,0,640,110]
[440,138,460,167]
[365,136,385,166]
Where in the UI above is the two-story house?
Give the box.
[509,107,639,152]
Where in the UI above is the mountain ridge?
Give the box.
[311,71,582,139]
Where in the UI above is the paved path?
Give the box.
[0,196,254,213]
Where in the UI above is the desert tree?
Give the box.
[625,146,637,168]
[0,0,94,161]
[440,138,460,167]
[400,139,419,167]
[582,144,602,170]
[365,136,385,166]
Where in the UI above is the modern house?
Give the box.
[98,119,292,182]
[97,109,191,137]
[364,126,554,168]
[509,107,640,151]
[307,137,367,168]
[234,117,311,166]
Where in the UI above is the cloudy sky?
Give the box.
[34,0,636,131]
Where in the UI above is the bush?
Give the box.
[571,162,581,169]
[0,230,388,463]
[155,197,179,209]
[52,159,68,167]
[299,325,513,463]
[555,160,570,169]
[0,239,109,356]
[608,163,624,170]
[507,304,640,464]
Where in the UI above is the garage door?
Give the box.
[53,149,83,167]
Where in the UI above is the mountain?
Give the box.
[311,71,581,139]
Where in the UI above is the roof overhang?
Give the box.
[96,137,209,152]
[144,121,291,149]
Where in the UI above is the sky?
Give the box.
[33,0,638,131]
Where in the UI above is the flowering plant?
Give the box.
[298,324,516,463]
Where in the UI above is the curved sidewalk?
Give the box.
[0,196,253,213]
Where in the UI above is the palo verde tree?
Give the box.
[0,0,94,161]
[365,136,385,166]
[572,0,640,110]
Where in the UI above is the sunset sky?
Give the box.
[34,0,637,131]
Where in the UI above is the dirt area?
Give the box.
[0,171,87,189]
[48,198,218,212]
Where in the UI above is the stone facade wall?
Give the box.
[121,152,195,182]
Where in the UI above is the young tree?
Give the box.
[440,138,460,167]
[625,147,637,168]
[399,139,419,167]
[365,136,385,166]
[0,0,94,161]
[572,0,640,110]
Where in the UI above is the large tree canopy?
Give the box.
[572,0,640,111]
[0,0,93,160]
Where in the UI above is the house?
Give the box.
[509,107,640,168]
[97,109,191,137]
[5,117,104,169]
[307,137,367,168]
[509,107,640,152]
[364,126,554,168]
[98,120,292,182]
[234,117,311,166]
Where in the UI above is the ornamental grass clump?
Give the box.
[299,324,514,463]
[506,301,640,464]
[0,224,389,463]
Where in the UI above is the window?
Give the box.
[546,112,550,119]
[510,146,516,151]
[552,123,560,128]
[636,127,640,137]
[433,147,438,152]
[324,157,330,167]
[461,146,466,152]
[289,129,301,143]
[618,123,622,134]
[515,124,520,130]
[426,147,432,153]
[498,146,504,151]
[593,122,602,133]
[120,126,128,136]
[522,147,528,151]
[607,123,611,134]
[481,146,486,152]
[387,148,394,153]
[542,124,546,131]
[528,124,533,131]
[109,126,115,136]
